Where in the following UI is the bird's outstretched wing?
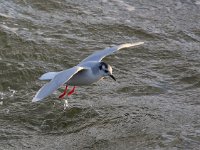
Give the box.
[32,66,86,102]
[79,42,144,64]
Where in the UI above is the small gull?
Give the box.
[32,42,144,106]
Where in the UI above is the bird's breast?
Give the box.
[66,69,101,86]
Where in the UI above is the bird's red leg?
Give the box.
[67,86,76,96]
[59,86,68,99]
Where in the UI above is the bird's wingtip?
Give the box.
[120,42,144,49]
[32,97,41,102]
[131,41,144,46]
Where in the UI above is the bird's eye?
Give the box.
[105,70,108,73]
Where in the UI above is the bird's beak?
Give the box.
[110,74,116,81]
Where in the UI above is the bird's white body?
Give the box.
[40,61,103,86]
[66,69,101,86]
[67,64,102,86]
[32,42,144,102]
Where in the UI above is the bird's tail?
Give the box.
[39,72,60,80]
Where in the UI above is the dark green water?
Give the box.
[0,0,200,149]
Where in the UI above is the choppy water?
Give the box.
[0,0,200,149]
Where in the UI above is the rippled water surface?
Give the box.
[0,0,200,149]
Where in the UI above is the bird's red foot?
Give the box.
[68,86,76,96]
[59,86,68,99]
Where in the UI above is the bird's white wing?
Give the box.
[79,42,144,64]
[32,66,86,102]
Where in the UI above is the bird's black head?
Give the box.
[99,62,108,70]
[99,62,116,81]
